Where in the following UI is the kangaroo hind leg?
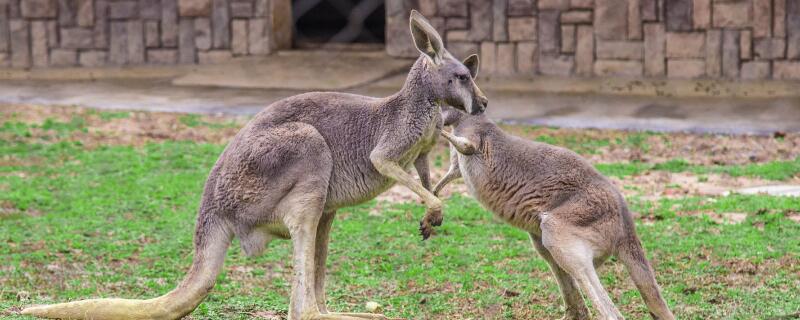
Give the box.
[540,218,625,320]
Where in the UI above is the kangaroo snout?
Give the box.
[472,95,488,115]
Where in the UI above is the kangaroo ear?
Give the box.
[409,10,444,64]
[463,54,479,78]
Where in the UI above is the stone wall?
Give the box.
[0,0,291,67]
[387,0,800,80]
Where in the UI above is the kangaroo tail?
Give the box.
[617,207,675,320]
[21,213,233,320]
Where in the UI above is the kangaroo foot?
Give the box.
[419,206,443,240]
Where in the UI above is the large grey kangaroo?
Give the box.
[432,108,674,320]
[21,11,487,320]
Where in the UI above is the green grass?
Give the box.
[595,158,800,181]
[1,123,798,319]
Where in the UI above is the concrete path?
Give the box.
[1,51,799,135]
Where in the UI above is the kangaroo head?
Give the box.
[409,10,488,115]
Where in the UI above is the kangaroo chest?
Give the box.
[459,154,545,233]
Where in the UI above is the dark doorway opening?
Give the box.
[292,0,385,49]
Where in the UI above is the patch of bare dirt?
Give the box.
[0,104,248,147]
[609,172,798,200]
[500,124,800,165]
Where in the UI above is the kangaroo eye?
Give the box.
[456,74,468,81]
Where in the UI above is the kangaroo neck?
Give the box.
[390,56,440,111]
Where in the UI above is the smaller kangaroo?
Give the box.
[432,107,675,320]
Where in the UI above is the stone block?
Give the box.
[145,21,160,47]
[109,1,138,19]
[507,0,534,16]
[641,0,657,21]
[667,59,705,78]
[9,20,29,67]
[109,21,127,64]
[385,3,416,58]
[508,17,536,41]
[628,0,642,39]
[212,0,230,48]
[752,0,771,37]
[595,0,627,40]
[0,4,8,52]
[419,0,437,16]
[538,10,559,54]
[179,0,211,16]
[254,0,267,16]
[179,18,195,63]
[93,0,107,48]
[575,25,593,75]
[773,61,800,79]
[644,23,665,76]
[230,0,252,17]
[593,59,643,77]
[161,0,178,47]
[21,0,56,18]
[127,20,144,63]
[713,1,751,28]
[79,50,107,66]
[147,48,178,63]
[753,38,786,59]
[61,28,94,49]
[540,54,574,76]
[46,21,58,47]
[496,43,516,74]
[740,29,751,60]
[561,10,592,24]
[446,41,479,60]
[596,40,643,60]
[31,21,48,67]
[445,18,467,30]
[231,18,247,55]
[480,41,496,74]
[538,0,569,10]
[198,49,231,63]
[49,49,77,66]
[787,0,800,59]
[665,0,692,31]
[741,61,770,79]
[570,0,592,8]
[140,0,162,19]
[439,0,467,17]
[247,18,268,55]
[446,30,468,42]
[8,0,20,18]
[774,0,786,37]
[561,24,575,53]
[722,29,740,78]
[194,17,211,50]
[665,32,704,58]
[516,41,536,73]
[77,0,93,27]
[59,0,77,27]
[468,0,492,41]
[693,0,710,29]
[493,0,508,41]
[705,29,722,77]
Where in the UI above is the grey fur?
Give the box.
[433,108,675,320]
[22,11,487,320]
